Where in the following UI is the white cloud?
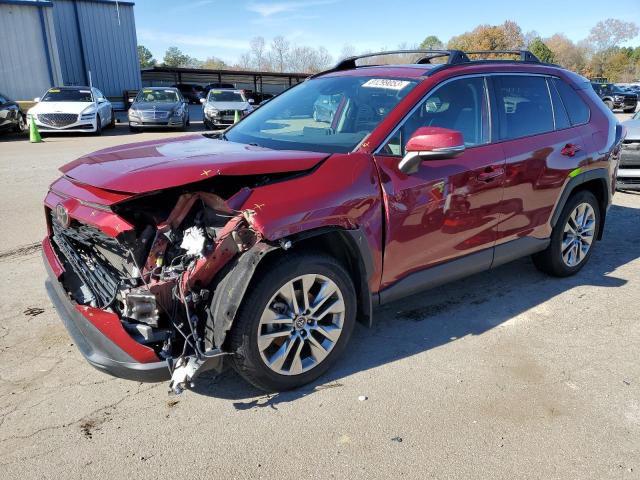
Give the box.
[138,29,249,50]
[247,0,340,17]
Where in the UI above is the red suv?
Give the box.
[43,50,623,392]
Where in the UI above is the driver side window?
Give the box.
[383,76,490,155]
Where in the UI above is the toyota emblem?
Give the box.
[55,203,70,228]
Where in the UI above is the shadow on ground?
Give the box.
[191,201,640,407]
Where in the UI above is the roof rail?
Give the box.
[464,50,540,62]
[311,49,541,78]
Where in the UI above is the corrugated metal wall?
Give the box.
[0,3,63,100]
[52,0,141,98]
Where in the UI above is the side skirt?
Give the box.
[377,237,549,306]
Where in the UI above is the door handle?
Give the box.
[561,143,581,157]
[477,167,504,182]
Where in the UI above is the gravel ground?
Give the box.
[0,114,638,480]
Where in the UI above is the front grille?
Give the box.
[618,177,640,185]
[139,110,170,120]
[50,213,134,308]
[38,113,78,127]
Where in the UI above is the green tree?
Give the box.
[137,45,156,69]
[201,56,227,69]
[419,35,443,50]
[163,46,190,68]
[528,38,555,63]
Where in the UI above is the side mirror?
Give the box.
[248,98,255,104]
[98,98,106,104]
[34,97,41,103]
[199,98,206,104]
[398,127,465,174]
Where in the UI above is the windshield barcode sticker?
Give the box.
[362,79,411,90]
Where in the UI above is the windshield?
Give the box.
[225,76,418,153]
[136,89,180,103]
[208,90,246,102]
[42,88,93,102]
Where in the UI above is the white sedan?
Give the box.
[27,86,115,134]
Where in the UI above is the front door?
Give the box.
[373,75,506,289]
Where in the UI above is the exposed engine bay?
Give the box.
[49,177,283,393]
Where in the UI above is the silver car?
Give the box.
[201,89,254,129]
[128,87,190,132]
[620,110,640,190]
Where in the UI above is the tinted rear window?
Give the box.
[553,78,590,126]
[494,75,554,140]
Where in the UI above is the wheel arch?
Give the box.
[551,168,611,240]
[206,227,374,351]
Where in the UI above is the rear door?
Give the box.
[374,75,506,288]
[490,74,590,245]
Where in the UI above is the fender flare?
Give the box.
[550,167,611,240]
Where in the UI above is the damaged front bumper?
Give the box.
[43,238,170,382]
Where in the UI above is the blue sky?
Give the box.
[134,0,640,64]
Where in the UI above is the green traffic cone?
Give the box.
[29,118,42,143]
[234,110,240,124]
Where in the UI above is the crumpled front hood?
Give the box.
[60,135,328,194]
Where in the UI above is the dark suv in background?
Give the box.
[43,50,623,393]
[172,83,204,104]
[0,92,26,134]
[591,82,638,113]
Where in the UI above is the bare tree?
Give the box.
[340,44,357,60]
[271,36,290,72]
[588,18,639,51]
[250,36,267,70]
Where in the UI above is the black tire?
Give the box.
[94,115,102,136]
[186,113,190,127]
[13,114,26,133]
[532,190,600,277]
[108,109,116,128]
[604,100,614,111]
[225,252,357,392]
[624,107,636,114]
[129,124,140,133]
[203,119,213,130]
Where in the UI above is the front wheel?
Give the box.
[532,190,600,277]
[226,253,357,392]
[13,114,26,133]
[624,107,637,114]
[604,100,614,111]
[94,115,102,135]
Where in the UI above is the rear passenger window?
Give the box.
[553,78,590,126]
[494,75,554,140]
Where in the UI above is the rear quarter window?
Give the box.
[553,78,590,126]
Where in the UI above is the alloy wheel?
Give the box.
[257,274,345,376]
[561,202,596,267]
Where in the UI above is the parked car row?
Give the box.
[0,92,27,133]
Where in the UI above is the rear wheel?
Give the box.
[129,124,140,133]
[532,190,600,277]
[108,109,116,128]
[227,253,357,392]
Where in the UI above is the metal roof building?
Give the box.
[0,0,141,105]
